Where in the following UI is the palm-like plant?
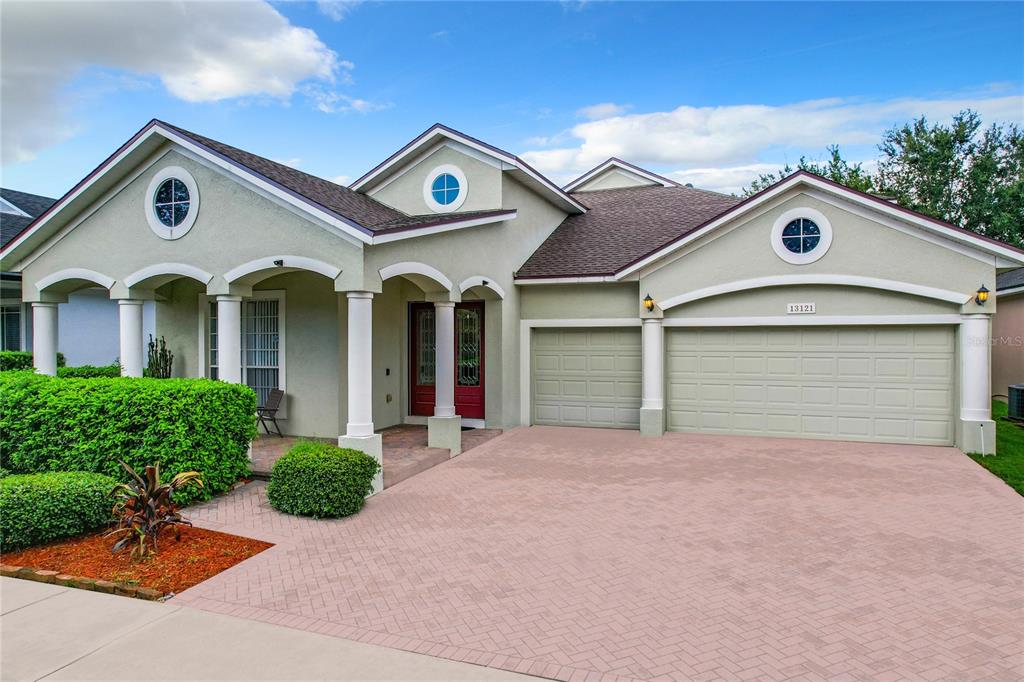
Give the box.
[106,461,203,559]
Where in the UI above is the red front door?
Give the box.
[410,301,485,419]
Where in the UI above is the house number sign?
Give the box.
[787,302,816,314]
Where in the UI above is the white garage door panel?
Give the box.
[666,327,955,445]
[532,328,641,428]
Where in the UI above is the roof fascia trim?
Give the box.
[370,210,517,245]
[564,158,679,192]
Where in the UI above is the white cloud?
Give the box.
[576,102,631,120]
[330,174,352,186]
[1,1,344,163]
[273,157,303,169]
[430,30,450,40]
[317,1,362,22]
[523,92,1024,178]
[304,86,391,114]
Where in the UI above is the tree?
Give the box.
[743,146,875,196]
[877,111,1024,248]
[740,110,1024,248]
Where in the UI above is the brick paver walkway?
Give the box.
[250,425,502,488]
[177,427,1024,681]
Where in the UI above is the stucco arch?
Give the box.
[123,263,214,289]
[459,275,506,299]
[378,261,453,294]
[224,255,342,287]
[35,268,115,296]
[657,274,972,310]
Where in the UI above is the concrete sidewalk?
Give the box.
[0,578,534,681]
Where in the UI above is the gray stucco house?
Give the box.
[1,187,154,363]
[2,119,1020,480]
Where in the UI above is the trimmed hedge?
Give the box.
[0,373,258,504]
[57,364,121,379]
[267,442,379,518]
[0,351,65,371]
[0,472,117,551]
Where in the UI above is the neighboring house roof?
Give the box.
[563,157,681,192]
[516,184,740,279]
[351,123,587,214]
[0,188,56,250]
[997,267,1024,294]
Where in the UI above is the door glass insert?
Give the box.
[417,307,435,385]
[457,307,481,387]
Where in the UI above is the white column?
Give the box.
[433,301,456,417]
[118,300,145,378]
[31,303,58,376]
[345,291,374,437]
[216,295,242,384]
[641,318,664,409]
[960,314,991,421]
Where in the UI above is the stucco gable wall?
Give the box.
[574,169,655,192]
[368,144,502,215]
[641,191,995,314]
[20,148,363,301]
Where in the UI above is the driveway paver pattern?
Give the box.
[176,427,1024,681]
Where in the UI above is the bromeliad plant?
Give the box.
[106,462,203,559]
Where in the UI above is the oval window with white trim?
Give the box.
[422,164,467,213]
[145,166,200,240]
[771,207,832,264]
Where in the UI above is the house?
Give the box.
[1,187,155,363]
[993,267,1024,399]
[2,118,1021,482]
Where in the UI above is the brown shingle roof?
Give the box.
[161,121,405,232]
[516,185,740,278]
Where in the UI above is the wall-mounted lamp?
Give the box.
[975,285,990,305]
[643,293,655,312]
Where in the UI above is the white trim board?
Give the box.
[518,318,642,426]
[657,275,972,310]
[660,314,965,327]
[997,284,1024,298]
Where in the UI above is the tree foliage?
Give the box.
[742,110,1024,248]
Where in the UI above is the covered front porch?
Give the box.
[26,257,506,495]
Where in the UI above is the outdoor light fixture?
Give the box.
[643,293,655,312]
[975,285,990,305]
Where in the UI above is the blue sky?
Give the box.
[2,1,1022,197]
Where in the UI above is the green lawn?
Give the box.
[969,401,1024,496]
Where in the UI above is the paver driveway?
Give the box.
[177,427,1024,681]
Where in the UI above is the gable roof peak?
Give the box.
[564,157,681,193]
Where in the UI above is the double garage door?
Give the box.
[532,326,955,445]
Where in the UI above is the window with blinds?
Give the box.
[1,305,21,351]
[208,295,281,407]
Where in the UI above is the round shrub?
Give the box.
[267,442,380,518]
[0,472,117,551]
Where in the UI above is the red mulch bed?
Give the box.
[3,526,272,594]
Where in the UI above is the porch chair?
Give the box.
[257,389,285,437]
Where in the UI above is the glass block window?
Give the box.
[416,307,435,385]
[1,304,21,351]
[456,307,481,387]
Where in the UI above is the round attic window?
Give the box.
[771,207,832,265]
[145,166,199,240]
[422,164,467,213]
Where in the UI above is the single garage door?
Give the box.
[532,327,641,428]
[666,326,955,445]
